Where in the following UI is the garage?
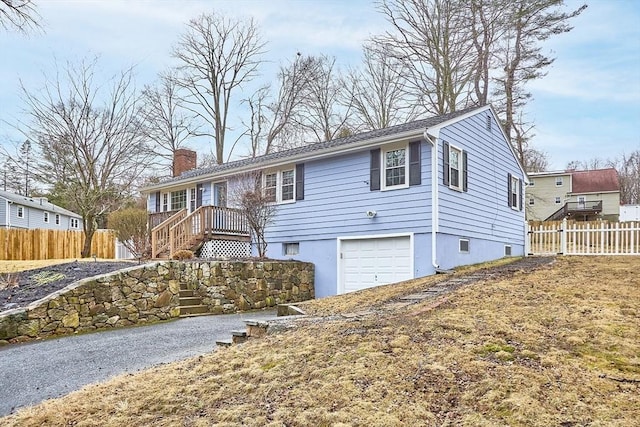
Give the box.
[339,235,413,294]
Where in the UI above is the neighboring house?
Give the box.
[0,190,83,230]
[527,168,620,222]
[141,105,527,298]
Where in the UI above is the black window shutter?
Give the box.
[196,184,203,208]
[507,173,512,207]
[462,150,468,192]
[409,141,421,186]
[443,142,450,186]
[370,149,381,191]
[155,191,160,212]
[519,179,523,211]
[295,163,305,200]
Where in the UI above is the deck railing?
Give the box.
[151,209,187,258]
[151,206,250,258]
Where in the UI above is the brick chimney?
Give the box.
[173,149,197,177]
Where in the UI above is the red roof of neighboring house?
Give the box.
[570,168,619,193]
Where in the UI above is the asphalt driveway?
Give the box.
[0,310,278,417]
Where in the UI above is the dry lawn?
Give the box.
[2,256,639,426]
[0,258,123,274]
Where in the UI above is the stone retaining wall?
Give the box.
[177,261,314,314]
[0,260,314,344]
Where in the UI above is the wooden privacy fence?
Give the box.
[0,228,115,261]
[527,220,639,256]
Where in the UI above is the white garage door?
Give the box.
[339,235,413,294]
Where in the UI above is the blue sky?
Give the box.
[1,0,638,170]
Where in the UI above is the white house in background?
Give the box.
[0,190,83,230]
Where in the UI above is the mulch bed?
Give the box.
[0,261,137,312]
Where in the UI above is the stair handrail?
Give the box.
[169,206,206,258]
[151,208,187,258]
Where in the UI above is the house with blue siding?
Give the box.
[142,105,527,297]
[0,190,83,231]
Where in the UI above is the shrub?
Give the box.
[172,250,194,260]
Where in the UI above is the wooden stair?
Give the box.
[178,283,209,317]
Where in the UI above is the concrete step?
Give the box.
[179,304,209,316]
[277,303,306,317]
[231,330,248,344]
[216,339,233,347]
[178,312,211,318]
[244,319,270,338]
[179,296,202,306]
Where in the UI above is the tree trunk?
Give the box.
[81,219,96,258]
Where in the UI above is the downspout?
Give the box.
[423,130,439,270]
[6,200,11,229]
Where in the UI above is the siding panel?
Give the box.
[437,112,525,245]
[264,142,433,248]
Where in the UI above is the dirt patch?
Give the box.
[0,261,136,312]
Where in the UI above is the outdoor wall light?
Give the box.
[366,210,377,218]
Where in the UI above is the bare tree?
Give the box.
[297,55,352,142]
[615,151,640,205]
[345,44,414,131]
[0,0,39,33]
[243,54,318,156]
[522,147,549,173]
[19,58,152,257]
[172,12,265,164]
[140,71,199,175]
[374,0,477,115]
[231,171,277,257]
[494,0,586,160]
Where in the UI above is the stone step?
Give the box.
[215,339,233,347]
[179,289,195,297]
[277,303,306,317]
[178,312,211,318]
[231,330,248,344]
[244,320,269,338]
[179,304,209,316]
[179,296,202,306]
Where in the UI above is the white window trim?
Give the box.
[510,176,520,210]
[43,211,49,223]
[162,193,169,212]
[70,218,79,229]
[528,197,535,206]
[55,214,61,225]
[263,167,296,205]
[381,142,409,191]
[283,242,300,256]
[504,245,512,256]
[17,206,24,218]
[459,238,470,253]
[555,177,564,186]
[555,197,562,204]
[448,143,464,192]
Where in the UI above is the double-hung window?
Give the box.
[263,168,296,204]
[507,173,522,210]
[443,142,467,192]
[17,206,24,218]
[383,146,407,189]
[71,218,79,229]
[43,211,49,223]
[162,194,169,212]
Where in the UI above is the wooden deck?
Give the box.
[150,206,250,258]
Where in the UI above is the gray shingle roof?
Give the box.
[156,105,482,187]
[0,190,82,218]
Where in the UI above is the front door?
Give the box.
[213,182,227,207]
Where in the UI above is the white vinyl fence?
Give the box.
[527,220,639,256]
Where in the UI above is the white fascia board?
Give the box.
[426,104,530,184]
[141,128,426,194]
